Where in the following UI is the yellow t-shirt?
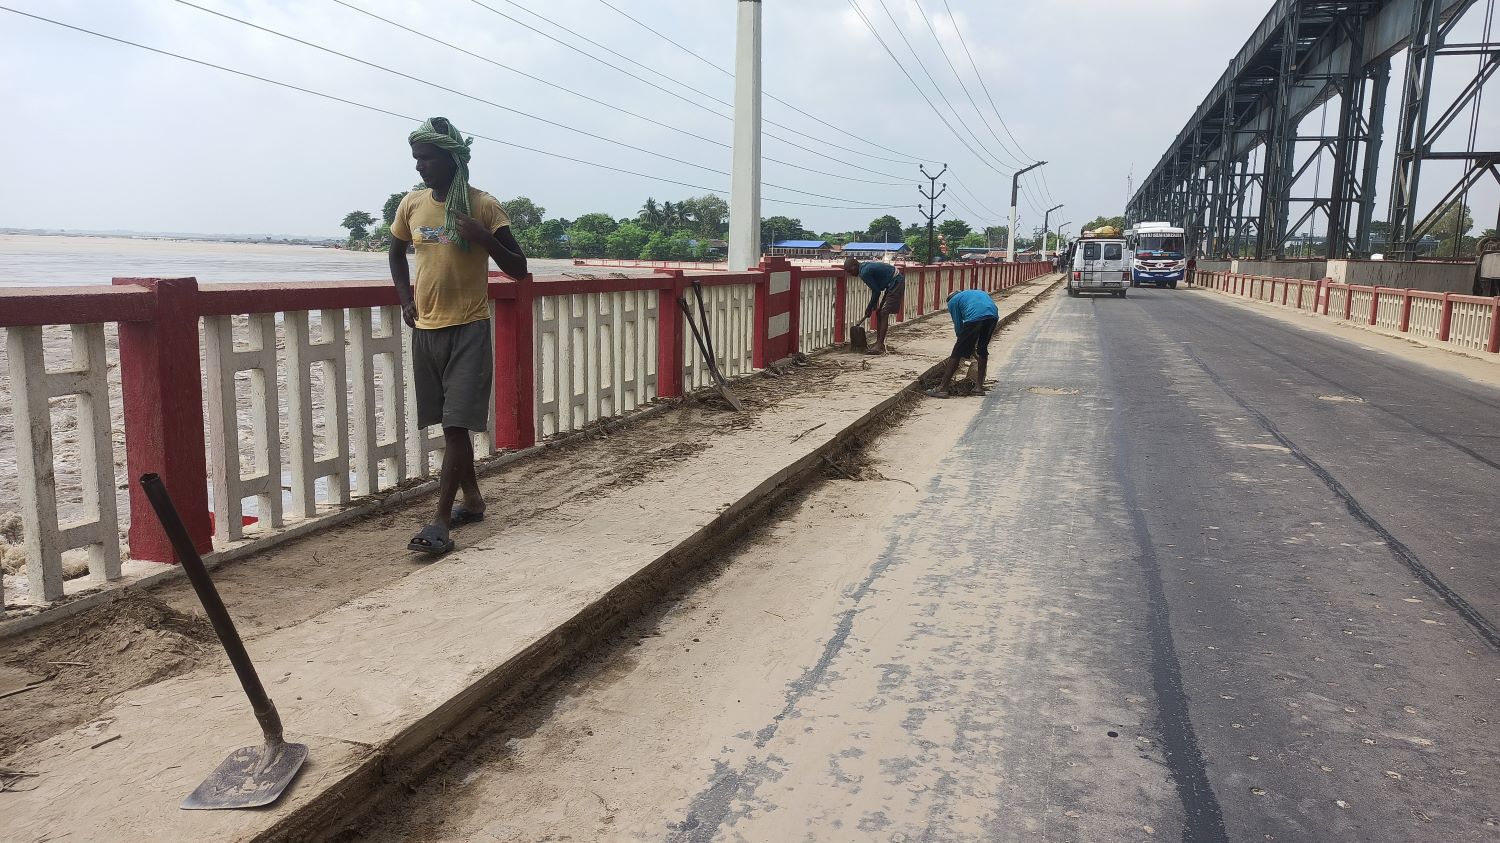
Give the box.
[391,186,512,329]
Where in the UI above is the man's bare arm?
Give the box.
[389,235,417,327]
[455,213,527,279]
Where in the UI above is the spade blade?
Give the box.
[180,740,308,810]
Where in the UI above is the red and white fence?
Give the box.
[0,259,1052,615]
[1195,270,1500,355]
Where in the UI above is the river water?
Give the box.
[0,233,605,287]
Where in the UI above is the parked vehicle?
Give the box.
[1126,222,1186,288]
[1067,237,1131,298]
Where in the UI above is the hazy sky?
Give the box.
[0,1,1390,239]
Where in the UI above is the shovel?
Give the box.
[849,322,868,353]
[679,282,746,412]
[139,474,309,810]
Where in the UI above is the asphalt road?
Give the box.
[354,286,1500,842]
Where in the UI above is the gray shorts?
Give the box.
[412,319,492,432]
[879,277,906,316]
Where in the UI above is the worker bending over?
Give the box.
[925,289,1000,398]
[844,257,905,354]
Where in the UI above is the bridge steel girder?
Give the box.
[1129,0,1480,260]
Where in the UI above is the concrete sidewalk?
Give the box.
[0,276,1059,843]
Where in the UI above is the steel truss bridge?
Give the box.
[1126,0,1499,260]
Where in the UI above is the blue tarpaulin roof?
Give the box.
[771,239,829,248]
[842,242,910,251]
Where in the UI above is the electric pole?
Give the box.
[919,164,948,263]
[1042,204,1063,258]
[727,0,762,270]
[1009,161,1045,263]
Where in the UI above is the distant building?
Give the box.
[841,241,912,260]
[767,239,832,259]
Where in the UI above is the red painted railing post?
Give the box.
[787,263,803,353]
[833,273,847,344]
[492,274,535,451]
[1399,290,1413,332]
[1489,298,1500,353]
[114,276,212,562]
[657,272,686,397]
[1438,292,1454,341]
[1344,286,1354,320]
[1320,279,1332,315]
[1369,287,1381,325]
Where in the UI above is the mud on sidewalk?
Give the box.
[0,276,1057,843]
[0,276,1056,768]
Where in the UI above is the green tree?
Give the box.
[1081,215,1127,234]
[501,196,545,232]
[938,218,973,241]
[1427,202,1474,258]
[983,225,1007,245]
[606,221,651,259]
[381,192,406,225]
[680,194,729,238]
[865,215,904,242]
[904,232,934,264]
[566,213,618,258]
[761,215,811,246]
[341,210,375,241]
[960,232,987,249]
[637,198,663,230]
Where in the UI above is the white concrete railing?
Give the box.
[682,283,755,391]
[1349,287,1374,319]
[798,274,838,352]
[4,324,121,604]
[1373,292,1405,331]
[534,290,659,438]
[1449,299,1493,351]
[1408,295,1445,339]
[1327,285,1349,318]
[204,307,469,546]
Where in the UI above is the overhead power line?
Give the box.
[469,0,918,176]
[167,0,902,206]
[907,0,1027,170]
[843,0,1008,181]
[326,0,907,188]
[0,6,906,212]
[868,0,1013,177]
[588,0,930,166]
[937,0,1049,185]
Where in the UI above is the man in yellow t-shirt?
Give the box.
[389,117,527,556]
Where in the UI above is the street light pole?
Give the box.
[727,0,762,270]
[1008,161,1045,262]
[1042,203,1063,259]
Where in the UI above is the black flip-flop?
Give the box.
[450,506,486,528]
[407,524,454,556]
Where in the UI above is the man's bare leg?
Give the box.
[974,355,989,395]
[434,426,482,530]
[872,312,891,353]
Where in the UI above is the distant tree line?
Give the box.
[339,191,1040,261]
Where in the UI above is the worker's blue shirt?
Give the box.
[858,262,902,315]
[948,289,999,334]
[858,261,900,293]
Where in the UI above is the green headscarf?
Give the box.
[408,117,474,247]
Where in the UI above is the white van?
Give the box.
[1067,237,1130,298]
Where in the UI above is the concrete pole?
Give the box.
[1043,204,1063,260]
[728,0,763,271]
[1008,161,1045,262]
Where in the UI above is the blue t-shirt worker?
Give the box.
[926,289,1000,398]
[843,257,905,354]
